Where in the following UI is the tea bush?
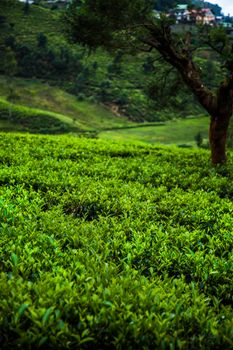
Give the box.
[0,133,232,349]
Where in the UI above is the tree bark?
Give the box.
[209,114,231,165]
[209,82,233,165]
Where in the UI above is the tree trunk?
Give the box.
[209,115,231,165]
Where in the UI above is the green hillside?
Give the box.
[0,0,63,45]
[0,76,132,133]
[0,1,218,146]
[0,76,209,145]
[0,97,76,133]
[0,0,205,124]
[100,116,209,146]
[0,133,232,349]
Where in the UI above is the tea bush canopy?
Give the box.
[0,133,233,348]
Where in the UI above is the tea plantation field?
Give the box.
[99,117,209,146]
[0,133,232,349]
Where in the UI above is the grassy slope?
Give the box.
[0,2,131,132]
[0,76,133,132]
[0,1,204,126]
[0,1,62,45]
[0,0,135,133]
[0,1,209,142]
[100,116,209,146]
[0,76,208,144]
[0,133,232,349]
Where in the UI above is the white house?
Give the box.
[170,4,216,25]
[18,0,34,4]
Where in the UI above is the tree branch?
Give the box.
[142,22,217,115]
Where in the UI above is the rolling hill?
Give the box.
[0,76,132,133]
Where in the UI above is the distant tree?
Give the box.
[108,50,123,76]
[0,15,6,27]
[195,132,203,148]
[4,35,16,49]
[74,67,91,93]
[203,59,216,89]
[155,0,177,12]
[99,79,112,102]
[0,0,17,5]
[205,2,222,17]
[23,0,30,16]
[33,0,42,5]
[2,47,18,117]
[3,47,18,82]
[143,56,155,73]
[65,0,233,165]
[37,32,48,48]
[92,61,98,70]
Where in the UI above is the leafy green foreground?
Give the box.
[0,133,232,349]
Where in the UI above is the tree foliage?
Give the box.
[64,0,233,77]
[65,0,233,164]
[65,0,154,49]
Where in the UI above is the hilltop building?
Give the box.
[200,8,216,24]
[18,0,34,3]
[18,0,70,5]
[170,4,216,25]
[171,4,189,23]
